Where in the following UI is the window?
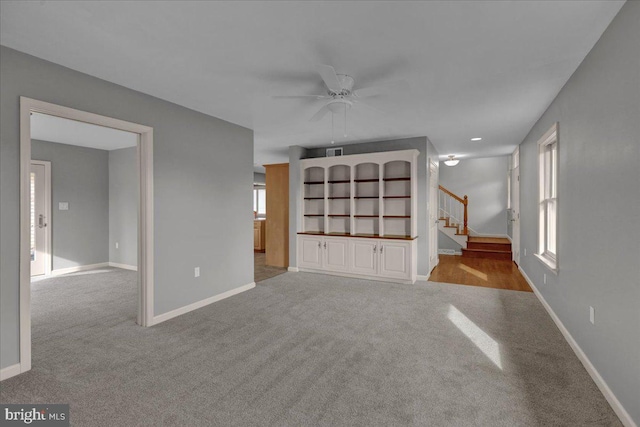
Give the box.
[253,187,266,218]
[536,123,558,270]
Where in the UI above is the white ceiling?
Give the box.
[31,113,138,151]
[0,1,624,169]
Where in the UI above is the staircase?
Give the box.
[462,236,512,260]
[438,185,513,260]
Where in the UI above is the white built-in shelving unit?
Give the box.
[298,149,418,283]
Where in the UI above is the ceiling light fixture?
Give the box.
[471,137,482,141]
[444,155,460,167]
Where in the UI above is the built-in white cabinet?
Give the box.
[297,149,419,284]
[379,240,411,280]
[324,237,350,272]
[297,235,416,284]
[298,235,323,269]
[351,239,378,275]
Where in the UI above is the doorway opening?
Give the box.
[19,97,154,375]
[30,160,51,277]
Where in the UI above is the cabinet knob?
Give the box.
[318,242,321,248]
[380,245,383,253]
[323,242,327,249]
[373,244,377,253]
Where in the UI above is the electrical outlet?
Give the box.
[115,242,119,249]
[590,306,595,324]
[194,267,200,278]
[543,274,547,285]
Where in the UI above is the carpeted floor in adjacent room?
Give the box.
[0,268,620,426]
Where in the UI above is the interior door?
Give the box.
[30,161,49,276]
[428,160,439,271]
[511,152,521,265]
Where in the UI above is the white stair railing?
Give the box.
[438,185,468,235]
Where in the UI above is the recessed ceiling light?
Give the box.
[471,137,482,141]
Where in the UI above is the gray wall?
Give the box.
[293,137,436,276]
[253,172,266,185]
[517,2,639,423]
[439,156,509,237]
[31,140,109,270]
[288,145,308,268]
[1,46,254,369]
[109,147,138,267]
[438,231,462,252]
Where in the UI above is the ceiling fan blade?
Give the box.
[316,64,342,93]
[310,105,330,122]
[272,94,329,99]
[354,80,409,98]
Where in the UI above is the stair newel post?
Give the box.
[463,195,468,235]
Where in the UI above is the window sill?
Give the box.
[534,253,558,275]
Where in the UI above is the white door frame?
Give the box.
[29,160,52,276]
[511,147,521,265]
[19,97,155,375]
[428,159,439,272]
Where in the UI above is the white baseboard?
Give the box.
[287,267,299,272]
[518,266,636,427]
[0,363,21,381]
[416,275,430,281]
[108,262,137,271]
[50,262,109,276]
[438,249,462,255]
[150,282,256,326]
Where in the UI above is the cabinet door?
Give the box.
[350,239,378,275]
[324,238,349,272]
[253,225,260,250]
[379,241,411,280]
[298,236,323,269]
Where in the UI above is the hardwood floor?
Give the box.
[254,252,287,283]
[428,255,532,292]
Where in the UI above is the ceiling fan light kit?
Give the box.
[444,155,460,167]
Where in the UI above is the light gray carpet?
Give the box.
[1,268,620,426]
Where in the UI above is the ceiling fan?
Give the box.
[272,64,407,127]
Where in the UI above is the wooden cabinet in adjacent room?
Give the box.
[253,220,265,252]
[265,163,289,268]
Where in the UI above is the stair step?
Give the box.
[467,236,511,244]
[461,248,512,260]
[467,242,511,251]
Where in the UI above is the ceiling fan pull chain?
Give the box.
[331,111,335,144]
[344,103,347,137]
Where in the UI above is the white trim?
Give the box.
[109,262,138,271]
[534,253,558,275]
[297,268,415,285]
[150,282,256,326]
[518,266,636,427]
[19,97,155,377]
[438,249,462,256]
[30,160,52,276]
[287,266,299,272]
[416,274,430,281]
[0,364,22,381]
[50,262,110,276]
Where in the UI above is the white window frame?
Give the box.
[253,186,266,218]
[535,123,558,272]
